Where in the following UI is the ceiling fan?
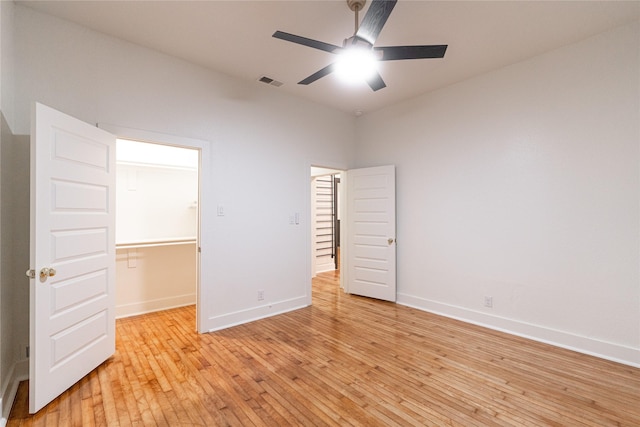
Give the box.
[272,0,448,91]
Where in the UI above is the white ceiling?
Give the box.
[18,0,640,115]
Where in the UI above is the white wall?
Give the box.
[5,9,637,419]
[116,244,197,318]
[0,128,30,423]
[0,1,4,419]
[115,160,199,317]
[355,22,640,366]
[14,5,356,336]
[1,0,15,124]
[0,1,28,423]
[116,163,198,243]
[0,129,29,399]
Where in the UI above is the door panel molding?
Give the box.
[345,165,396,302]
[29,103,116,413]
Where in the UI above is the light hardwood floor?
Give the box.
[8,270,640,426]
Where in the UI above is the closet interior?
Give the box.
[115,139,199,318]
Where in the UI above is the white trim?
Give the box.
[98,123,212,333]
[205,296,308,332]
[1,359,29,425]
[116,160,197,172]
[310,173,340,277]
[339,170,348,293]
[315,265,337,274]
[307,162,348,294]
[116,293,196,319]
[398,292,640,368]
[310,176,317,278]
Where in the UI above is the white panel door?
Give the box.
[28,103,116,413]
[346,165,396,301]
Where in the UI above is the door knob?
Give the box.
[388,238,395,245]
[39,267,56,280]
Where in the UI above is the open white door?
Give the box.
[28,103,116,413]
[345,165,396,301]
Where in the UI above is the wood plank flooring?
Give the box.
[8,270,640,426]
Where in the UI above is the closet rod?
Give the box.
[116,238,197,250]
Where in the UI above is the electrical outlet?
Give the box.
[258,290,265,301]
[484,296,493,308]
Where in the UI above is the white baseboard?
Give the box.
[116,293,196,319]
[315,264,336,274]
[397,293,640,368]
[1,358,29,426]
[205,296,309,332]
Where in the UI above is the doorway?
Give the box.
[115,138,200,324]
[311,166,342,282]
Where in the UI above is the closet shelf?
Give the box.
[116,237,197,250]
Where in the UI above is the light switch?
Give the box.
[217,205,224,216]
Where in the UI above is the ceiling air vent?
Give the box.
[258,76,283,87]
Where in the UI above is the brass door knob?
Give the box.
[39,267,57,279]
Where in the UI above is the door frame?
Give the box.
[99,124,211,332]
[308,163,348,295]
[310,167,342,277]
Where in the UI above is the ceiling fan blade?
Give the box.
[375,45,448,61]
[298,64,336,85]
[355,0,397,45]
[273,31,341,54]
[366,72,387,91]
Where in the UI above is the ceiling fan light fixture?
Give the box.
[273,0,447,91]
[334,48,378,84]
